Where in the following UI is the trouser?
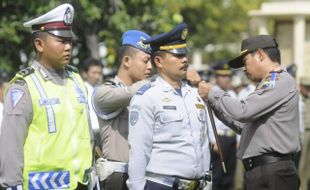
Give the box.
[299,131,310,190]
[233,159,245,190]
[211,135,236,190]
[101,172,128,190]
[244,160,299,190]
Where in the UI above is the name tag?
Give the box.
[163,105,177,110]
[39,98,60,106]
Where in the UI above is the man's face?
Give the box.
[0,82,8,102]
[216,75,231,90]
[129,50,152,82]
[300,84,310,97]
[159,52,188,81]
[242,51,263,83]
[86,65,103,86]
[38,34,73,69]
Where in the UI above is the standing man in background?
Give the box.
[92,30,153,190]
[0,72,10,130]
[81,58,103,134]
[0,4,93,190]
[198,35,300,190]
[299,76,310,190]
[209,62,237,190]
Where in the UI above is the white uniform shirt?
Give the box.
[127,76,211,190]
[85,81,99,132]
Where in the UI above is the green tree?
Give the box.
[0,0,264,74]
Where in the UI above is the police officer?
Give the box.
[92,30,153,190]
[299,76,310,190]
[127,23,211,190]
[198,35,300,190]
[209,62,237,190]
[0,4,92,190]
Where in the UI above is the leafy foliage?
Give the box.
[0,0,264,74]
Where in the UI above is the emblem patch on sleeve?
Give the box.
[10,88,25,109]
[130,111,139,126]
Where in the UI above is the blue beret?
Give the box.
[122,30,152,54]
[143,23,189,55]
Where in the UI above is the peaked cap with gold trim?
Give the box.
[143,22,189,55]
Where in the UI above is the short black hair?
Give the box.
[32,32,48,52]
[117,46,139,66]
[262,47,281,64]
[251,47,281,64]
[150,50,166,67]
[81,58,103,72]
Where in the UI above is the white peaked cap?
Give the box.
[23,4,75,38]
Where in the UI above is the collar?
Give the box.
[32,61,66,82]
[156,76,192,94]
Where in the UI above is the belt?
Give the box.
[108,160,128,173]
[146,172,210,190]
[217,130,236,137]
[242,153,293,171]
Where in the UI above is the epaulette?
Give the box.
[17,67,34,77]
[103,79,117,86]
[65,64,78,73]
[136,83,152,95]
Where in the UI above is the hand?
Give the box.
[186,68,201,86]
[198,81,213,100]
[212,143,219,154]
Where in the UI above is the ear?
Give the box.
[154,55,163,69]
[256,49,265,62]
[122,56,131,69]
[34,38,44,53]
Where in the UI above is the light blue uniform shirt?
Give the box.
[127,76,211,190]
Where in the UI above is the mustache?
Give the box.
[180,62,188,70]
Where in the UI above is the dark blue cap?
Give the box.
[213,60,232,76]
[122,30,152,54]
[143,22,189,55]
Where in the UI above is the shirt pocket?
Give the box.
[159,111,183,123]
[157,111,184,137]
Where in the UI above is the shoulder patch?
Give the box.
[65,64,78,73]
[17,67,34,77]
[129,110,139,126]
[10,88,25,109]
[257,72,278,90]
[136,83,152,95]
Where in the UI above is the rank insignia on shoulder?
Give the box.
[136,83,152,95]
[10,88,25,109]
[103,79,117,86]
[65,64,78,73]
[18,67,34,77]
[257,72,278,90]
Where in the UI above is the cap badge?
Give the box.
[240,49,248,55]
[63,7,73,25]
[181,28,188,40]
[137,36,150,50]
